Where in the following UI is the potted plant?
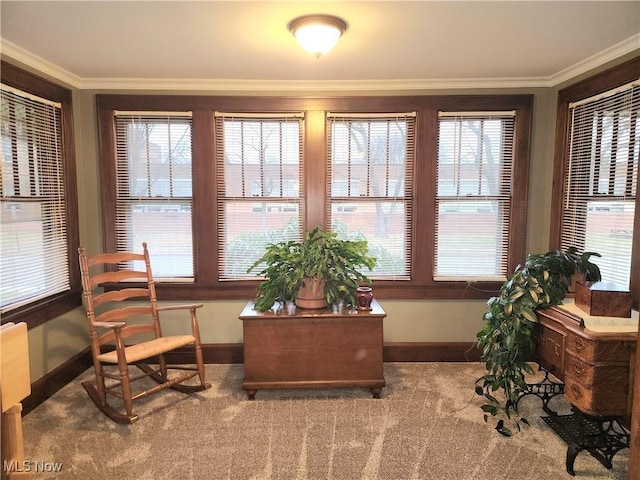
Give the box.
[247,225,377,312]
[475,247,601,436]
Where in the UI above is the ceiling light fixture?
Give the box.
[288,14,348,57]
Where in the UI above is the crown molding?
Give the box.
[1,39,83,88]
[2,35,638,93]
[76,76,552,92]
[549,34,640,87]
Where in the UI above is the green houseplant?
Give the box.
[247,225,377,312]
[475,247,601,436]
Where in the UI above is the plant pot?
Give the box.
[295,277,327,309]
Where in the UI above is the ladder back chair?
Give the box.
[78,243,211,424]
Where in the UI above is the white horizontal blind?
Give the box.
[562,80,639,289]
[114,112,194,278]
[326,113,415,279]
[435,112,516,280]
[215,112,304,280]
[0,84,69,313]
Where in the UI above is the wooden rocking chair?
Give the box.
[78,243,211,424]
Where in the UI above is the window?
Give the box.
[0,62,79,324]
[435,112,515,280]
[552,58,640,308]
[114,112,194,278]
[214,113,304,279]
[560,79,639,289]
[97,94,531,300]
[327,113,415,279]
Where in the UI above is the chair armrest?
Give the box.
[156,304,203,312]
[156,304,204,339]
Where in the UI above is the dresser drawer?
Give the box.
[564,373,631,417]
[566,332,631,363]
[565,354,630,388]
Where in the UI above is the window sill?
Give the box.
[149,281,503,302]
[0,290,83,329]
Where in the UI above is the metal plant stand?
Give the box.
[541,408,630,476]
[522,366,630,476]
[518,366,565,415]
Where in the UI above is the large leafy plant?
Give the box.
[475,247,601,436]
[247,226,376,311]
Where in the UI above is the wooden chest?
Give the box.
[239,299,386,400]
[575,281,632,318]
[536,306,637,418]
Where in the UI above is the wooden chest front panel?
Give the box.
[243,316,384,384]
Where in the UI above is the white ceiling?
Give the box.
[1,1,639,91]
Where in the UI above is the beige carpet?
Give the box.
[22,363,628,479]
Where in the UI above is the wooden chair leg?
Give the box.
[190,308,208,388]
[158,353,168,380]
[82,381,138,424]
[118,364,134,419]
[195,344,206,386]
[93,362,107,407]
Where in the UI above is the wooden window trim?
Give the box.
[97,94,532,301]
[0,61,81,328]
[550,57,640,309]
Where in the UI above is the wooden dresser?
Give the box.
[534,302,638,474]
[536,303,637,419]
[239,299,386,400]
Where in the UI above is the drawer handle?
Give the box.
[570,384,583,398]
[573,337,586,352]
[571,359,585,375]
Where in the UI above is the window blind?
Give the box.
[114,112,194,278]
[561,80,639,289]
[214,112,305,280]
[326,113,415,279]
[435,111,516,280]
[1,84,69,313]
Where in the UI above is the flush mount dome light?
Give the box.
[288,14,348,57]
